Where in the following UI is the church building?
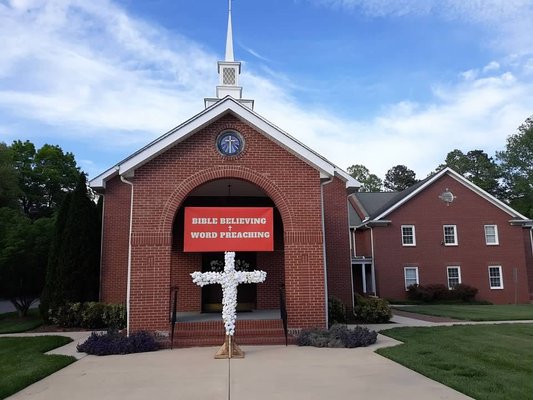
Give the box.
[90,5,358,344]
[91,5,533,345]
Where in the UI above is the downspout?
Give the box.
[370,226,376,295]
[120,174,134,337]
[98,194,105,302]
[320,176,333,329]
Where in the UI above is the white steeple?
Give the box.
[205,0,254,110]
[225,0,234,62]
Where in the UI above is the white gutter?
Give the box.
[320,176,333,329]
[120,175,134,337]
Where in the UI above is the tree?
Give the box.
[438,149,503,197]
[0,208,53,316]
[384,165,418,191]
[11,140,80,219]
[42,174,100,313]
[347,164,383,192]
[497,116,533,217]
[0,143,20,208]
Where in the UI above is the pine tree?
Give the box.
[41,174,100,314]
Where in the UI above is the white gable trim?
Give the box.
[373,167,529,221]
[90,97,358,190]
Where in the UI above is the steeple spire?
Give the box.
[204,0,254,110]
[225,0,234,62]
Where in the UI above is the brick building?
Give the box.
[349,168,533,304]
[89,7,358,342]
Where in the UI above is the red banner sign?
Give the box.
[184,207,274,252]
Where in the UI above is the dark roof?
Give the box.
[348,200,363,226]
[352,173,436,223]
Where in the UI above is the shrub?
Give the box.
[77,331,159,356]
[328,296,346,327]
[407,283,478,303]
[80,302,106,329]
[453,284,478,302]
[354,294,392,323]
[50,302,83,327]
[297,325,377,348]
[49,302,126,329]
[102,303,127,330]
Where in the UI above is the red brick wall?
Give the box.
[374,174,530,304]
[101,113,335,332]
[323,177,353,312]
[100,176,130,304]
[354,228,372,257]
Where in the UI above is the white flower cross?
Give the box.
[191,251,267,336]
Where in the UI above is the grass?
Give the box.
[378,324,533,400]
[393,304,533,321]
[0,336,75,399]
[0,309,42,334]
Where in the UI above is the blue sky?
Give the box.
[1,0,532,180]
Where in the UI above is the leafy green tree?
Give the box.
[497,116,533,217]
[0,143,20,208]
[438,149,503,197]
[42,174,100,313]
[0,208,53,316]
[384,165,418,191]
[347,164,383,192]
[11,140,80,219]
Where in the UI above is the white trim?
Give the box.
[488,265,504,290]
[443,224,458,246]
[446,266,462,289]
[404,266,419,290]
[372,167,530,222]
[401,225,416,246]
[484,224,499,245]
[90,97,359,190]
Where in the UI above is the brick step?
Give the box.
[174,328,286,338]
[167,319,293,347]
[172,335,294,348]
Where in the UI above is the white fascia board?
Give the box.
[91,97,342,188]
[444,168,529,220]
[372,169,448,221]
[90,167,118,190]
[372,167,529,221]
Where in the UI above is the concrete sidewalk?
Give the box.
[6,334,472,400]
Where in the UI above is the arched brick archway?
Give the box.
[158,165,294,235]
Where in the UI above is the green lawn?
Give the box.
[0,336,75,399]
[394,304,533,321]
[0,309,42,334]
[378,324,533,400]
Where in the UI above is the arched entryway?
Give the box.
[170,178,285,318]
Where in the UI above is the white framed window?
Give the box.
[488,266,504,289]
[404,266,419,290]
[447,266,461,289]
[401,225,416,246]
[443,225,458,246]
[484,225,499,245]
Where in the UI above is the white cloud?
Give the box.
[0,0,532,182]
[306,0,533,55]
[0,0,217,147]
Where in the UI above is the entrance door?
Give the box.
[201,252,257,312]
